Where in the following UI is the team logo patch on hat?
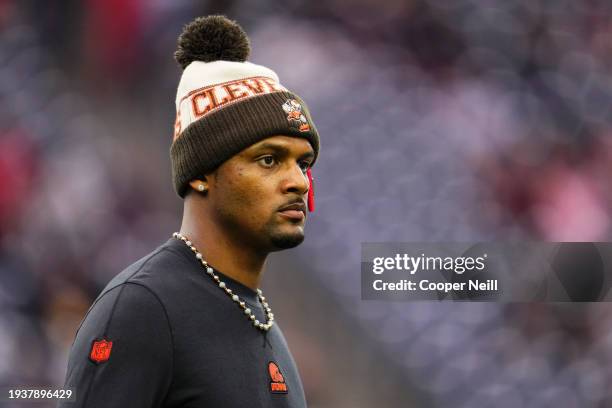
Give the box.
[89,338,113,364]
[268,361,288,393]
[282,99,310,132]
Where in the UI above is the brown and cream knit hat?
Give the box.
[170,15,320,203]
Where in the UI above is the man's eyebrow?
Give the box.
[252,142,314,159]
[299,151,315,160]
[253,142,289,152]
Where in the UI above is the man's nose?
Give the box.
[282,163,309,195]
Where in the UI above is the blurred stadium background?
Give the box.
[2,0,612,407]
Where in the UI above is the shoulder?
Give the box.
[96,239,194,302]
[76,281,171,342]
[75,240,192,336]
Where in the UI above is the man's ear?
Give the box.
[189,178,209,193]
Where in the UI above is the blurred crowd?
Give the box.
[1,0,612,407]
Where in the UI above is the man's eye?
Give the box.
[298,161,311,173]
[257,156,276,167]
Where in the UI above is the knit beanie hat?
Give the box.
[170,15,319,209]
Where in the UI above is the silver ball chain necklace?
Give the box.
[172,232,274,332]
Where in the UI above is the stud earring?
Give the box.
[197,184,205,192]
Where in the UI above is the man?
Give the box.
[60,15,319,408]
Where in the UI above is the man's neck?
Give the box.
[178,203,267,291]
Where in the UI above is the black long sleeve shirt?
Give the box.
[60,238,307,407]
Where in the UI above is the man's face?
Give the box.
[207,135,315,252]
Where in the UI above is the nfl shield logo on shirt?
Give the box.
[89,338,113,364]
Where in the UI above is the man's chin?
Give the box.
[269,231,305,250]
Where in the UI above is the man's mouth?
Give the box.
[277,202,306,221]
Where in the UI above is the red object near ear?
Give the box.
[306,168,315,212]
